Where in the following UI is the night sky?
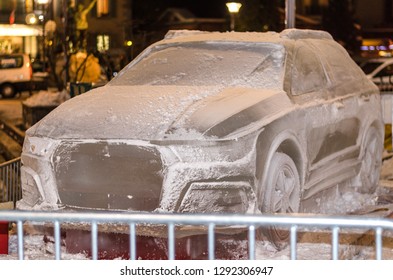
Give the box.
[169,0,229,17]
[134,0,230,19]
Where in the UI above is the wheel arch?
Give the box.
[359,119,384,157]
[352,120,384,193]
[256,129,306,198]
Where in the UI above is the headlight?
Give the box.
[161,132,258,163]
[158,134,258,212]
[23,136,60,158]
[18,136,61,210]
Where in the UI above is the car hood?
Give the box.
[28,85,291,140]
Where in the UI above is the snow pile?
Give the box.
[304,182,379,215]
[22,90,70,107]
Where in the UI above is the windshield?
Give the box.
[110,42,285,89]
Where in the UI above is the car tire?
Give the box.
[355,126,383,194]
[257,152,300,249]
[0,83,16,98]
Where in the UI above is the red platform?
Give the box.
[0,221,9,255]
[45,228,249,260]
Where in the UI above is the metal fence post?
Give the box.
[285,0,296,28]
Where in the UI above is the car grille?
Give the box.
[53,141,163,211]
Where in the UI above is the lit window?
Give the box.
[97,0,109,17]
[97,35,110,51]
[25,0,34,13]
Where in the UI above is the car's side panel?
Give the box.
[303,41,382,198]
[282,39,382,199]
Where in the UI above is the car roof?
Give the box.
[159,28,334,46]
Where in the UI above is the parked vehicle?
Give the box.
[360,58,393,85]
[17,29,384,248]
[0,53,32,98]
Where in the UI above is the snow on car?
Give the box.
[17,29,384,248]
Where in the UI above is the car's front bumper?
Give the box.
[17,136,258,215]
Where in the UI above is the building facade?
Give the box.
[1,1,393,61]
[0,0,132,61]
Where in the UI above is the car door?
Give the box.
[288,40,361,198]
[289,41,331,164]
[305,40,374,195]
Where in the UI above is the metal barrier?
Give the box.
[0,157,21,206]
[0,210,393,260]
[0,120,24,146]
[1,157,393,260]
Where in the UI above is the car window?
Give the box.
[314,41,364,83]
[291,45,327,95]
[110,42,285,89]
[0,56,23,69]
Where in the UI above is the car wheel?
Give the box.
[356,127,383,194]
[258,152,300,249]
[0,83,16,98]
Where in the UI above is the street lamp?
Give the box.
[285,0,296,29]
[226,2,242,31]
[37,0,49,72]
[25,13,38,25]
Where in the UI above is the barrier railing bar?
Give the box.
[290,225,297,260]
[208,223,215,260]
[332,226,339,260]
[17,220,24,260]
[3,211,393,229]
[0,158,21,205]
[5,165,9,201]
[2,167,6,201]
[129,222,136,260]
[13,164,19,204]
[0,167,3,200]
[10,164,13,203]
[4,167,7,201]
[91,222,98,260]
[2,167,5,201]
[248,225,256,260]
[54,221,61,260]
[168,223,175,260]
[376,227,383,260]
[9,165,12,202]
[2,211,393,260]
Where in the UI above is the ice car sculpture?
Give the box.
[17,29,384,246]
